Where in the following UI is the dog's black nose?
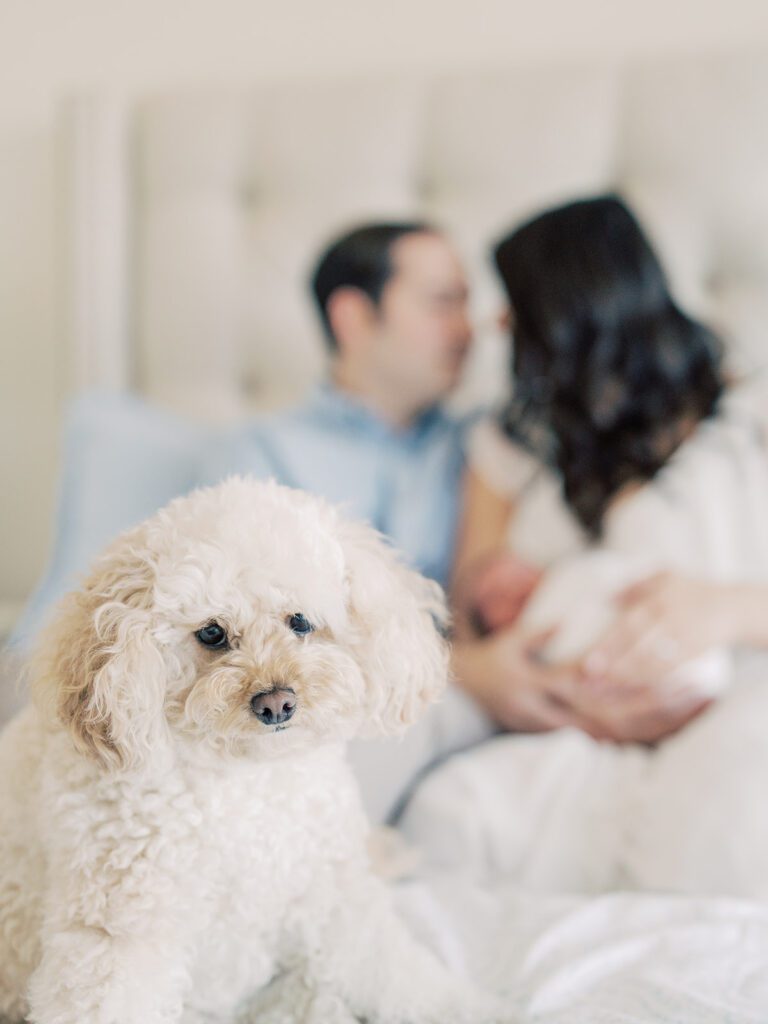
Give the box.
[250,688,296,726]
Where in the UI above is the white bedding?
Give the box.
[392,671,768,1020]
[395,877,768,1022]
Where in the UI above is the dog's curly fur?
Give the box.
[0,478,496,1024]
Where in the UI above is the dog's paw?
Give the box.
[421,990,509,1024]
[241,978,358,1024]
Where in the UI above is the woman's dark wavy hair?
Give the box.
[493,195,726,536]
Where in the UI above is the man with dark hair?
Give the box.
[212,220,474,590]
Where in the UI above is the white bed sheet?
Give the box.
[395,875,768,1023]
[391,670,768,1021]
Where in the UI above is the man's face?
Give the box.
[371,232,472,409]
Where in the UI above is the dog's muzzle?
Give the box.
[250,687,297,727]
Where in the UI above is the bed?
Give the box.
[42,49,768,1021]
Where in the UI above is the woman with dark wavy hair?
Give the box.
[450,195,768,745]
[495,195,725,536]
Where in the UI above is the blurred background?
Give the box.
[2,0,768,639]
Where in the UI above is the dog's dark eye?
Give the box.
[287,613,314,636]
[195,622,229,649]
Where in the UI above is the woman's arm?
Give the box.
[451,468,514,592]
[450,466,516,638]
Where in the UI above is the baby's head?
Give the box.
[33,478,448,772]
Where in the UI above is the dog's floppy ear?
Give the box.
[32,527,169,773]
[340,519,450,737]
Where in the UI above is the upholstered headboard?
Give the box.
[60,51,768,423]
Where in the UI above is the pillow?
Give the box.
[11,391,209,650]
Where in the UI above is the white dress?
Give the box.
[399,384,768,899]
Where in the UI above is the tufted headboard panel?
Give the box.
[61,51,768,422]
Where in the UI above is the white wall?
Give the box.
[2,0,768,624]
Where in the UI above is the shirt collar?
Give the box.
[309,379,446,445]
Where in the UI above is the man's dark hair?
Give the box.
[310,221,435,348]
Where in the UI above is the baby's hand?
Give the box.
[469,552,543,635]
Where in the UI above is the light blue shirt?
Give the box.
[13,384,470,647]
[203,383,470,588]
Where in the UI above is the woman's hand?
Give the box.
[580,571,736,687]
[452,624,593,733]
[576,684,712,744]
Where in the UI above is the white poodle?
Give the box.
[0,478,499,1024]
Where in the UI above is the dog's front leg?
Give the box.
[26,778,202,1024]
[298,871,504,1024]
[27,924,191,1024]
